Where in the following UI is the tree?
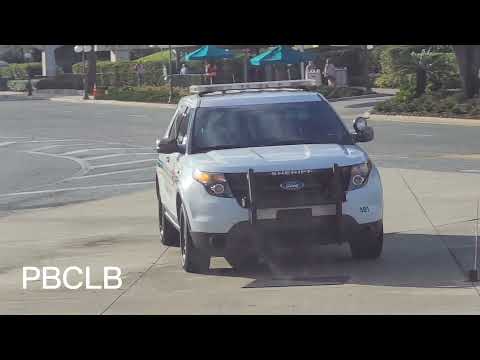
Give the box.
[452,45,480,98]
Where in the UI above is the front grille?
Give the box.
[225,167,351,209]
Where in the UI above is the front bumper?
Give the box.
[190,216,383,257]
[183,166,383,234]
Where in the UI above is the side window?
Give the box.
[176,107,191,146]
[167,104,185,141]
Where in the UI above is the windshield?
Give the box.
[191,101,352,153]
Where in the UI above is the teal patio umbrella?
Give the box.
[250,45,316,66]
[184,45,234,61]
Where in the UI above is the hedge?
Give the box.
[35,74,84,90]
[373,91,480,118]
[73,60,172,87]
[97,85,371,104]
[0,62,42,80]
[95,85,189,103]
[7,79,41,92]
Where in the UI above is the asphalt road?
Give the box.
[1,96,480,214]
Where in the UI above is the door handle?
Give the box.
[165,156,170,163]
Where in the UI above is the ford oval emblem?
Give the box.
[280,180,305,191]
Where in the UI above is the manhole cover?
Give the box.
[243,275,350,288]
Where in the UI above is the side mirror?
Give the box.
[352,117,374,143]
[156,138,180,154]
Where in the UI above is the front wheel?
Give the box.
[179,204,210,273]
[349,221,383,260]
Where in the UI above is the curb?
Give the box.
[327,93,393,102]
[0,95,48,101]
[48,97,178,109]
[368,113,480,127]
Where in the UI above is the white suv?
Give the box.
[155,81,383,273]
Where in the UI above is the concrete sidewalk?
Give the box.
[0,166,479,314]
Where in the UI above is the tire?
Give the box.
[179,203,211,273]
[349,221,383,260]
[226,253,260,272]
[156,176,179,247]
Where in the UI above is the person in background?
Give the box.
[180,64,188,75]
[323,58,337,87]
[135,61,145,86]
[205,62,218,84]
[305,61,314,80]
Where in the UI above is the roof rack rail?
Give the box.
[190,80,317,95]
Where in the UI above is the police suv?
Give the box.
[155,80,383,273]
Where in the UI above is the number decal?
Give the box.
[360,206,370,213]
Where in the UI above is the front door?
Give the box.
[162,105,191,222]
[157,103,185,219]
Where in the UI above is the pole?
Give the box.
[299,45,305,80]
[364,45,371,92]
[168,45,173,104]
[244,49,248,83]
[475,200,479,272]
[82,48,89,100]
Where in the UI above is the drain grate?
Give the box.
[243,275,350,288]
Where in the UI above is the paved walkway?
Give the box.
[0,167,479,314]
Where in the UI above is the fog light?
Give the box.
[210,183,225,195]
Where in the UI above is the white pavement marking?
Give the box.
[370,154,410,159]
[69,167,154,180]
[61,147,147,155]
[29,143,98,152]
[85,153,155,161]
[127,114,149,118]
[0,181,154,198]
[0,142,16,147]
[90,159,156,169]
[15,139,85,144]
[460,170,480,173]
[0,136,30,139]
[404,133,434,137]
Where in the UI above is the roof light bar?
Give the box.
[189,80,317,95]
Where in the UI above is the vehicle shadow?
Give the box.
[206,233,478,289]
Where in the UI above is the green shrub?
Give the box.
[374,46,461,91]
[35,74,84,90]
[373,91,480,118]
[0,63,42,80]
[97,85,189,103]
[7,79,41,92]
[74,60,178,87]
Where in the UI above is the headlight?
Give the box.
[193,170,233,197]
[348,160,372,191]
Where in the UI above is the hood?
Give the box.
[187,144,368,173]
